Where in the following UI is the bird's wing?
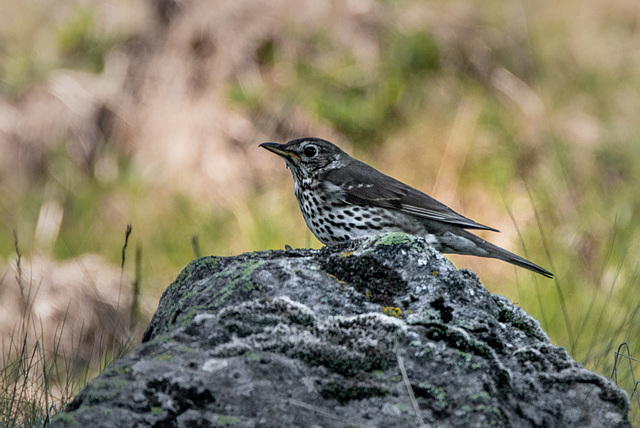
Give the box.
[324,159,499,232]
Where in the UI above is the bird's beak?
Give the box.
[259,142,301,161]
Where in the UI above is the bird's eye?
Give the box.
[303,145,318,158]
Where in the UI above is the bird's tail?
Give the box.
[449,229,554,278]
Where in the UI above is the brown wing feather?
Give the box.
[324,159,499,232]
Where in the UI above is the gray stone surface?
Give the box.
[51,232,631,427]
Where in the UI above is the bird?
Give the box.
[260,137,553,278]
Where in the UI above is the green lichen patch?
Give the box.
[158,257,271,333]
[171,304,208,328]
[494,296,545,341]
[155,353,175,362]
[365,232,421,250]
[460,402,506,427]
[214,414,242,425]
[109,378,129,389]
[151,334,174,344]
[103,361,133,378]
[498,307,544,340]
[87,390,118,404]
[371,369,385,377]
[172,257,223,290]
[414,382,448,410]
[212,260,267,305]
[51,413,77,427]
[245,351,261,362]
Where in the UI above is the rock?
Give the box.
[51,232,631,427]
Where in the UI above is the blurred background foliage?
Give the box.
[0,0,639,423]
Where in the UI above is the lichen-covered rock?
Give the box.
[51,233,631,427]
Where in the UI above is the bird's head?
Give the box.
[260,138,347,183]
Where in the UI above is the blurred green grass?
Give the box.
[1,0,639,423]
